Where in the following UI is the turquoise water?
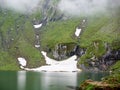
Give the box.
[0,71,109,90]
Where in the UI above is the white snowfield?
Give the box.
[41,51,58,65]
[18,57,27,67]
[75,28,81,37]
[18,51,81,72]
[33,23,42,29]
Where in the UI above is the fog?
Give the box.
[0,0,120,15]
[0,0,41,14]
[58,0,120,16]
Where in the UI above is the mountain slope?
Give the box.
[0,0,120,70]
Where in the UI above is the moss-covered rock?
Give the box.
[80,79,120,90]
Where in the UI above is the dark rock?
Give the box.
[52,43,86,60]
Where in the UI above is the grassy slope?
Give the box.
[80,15,119,47]
[111,61,120,73]
[41,18,81,48]
[0,9,44,70]
[0,4,120,70]
[79,40,106,64]
[9,36,45,68]
[41,14,119,48]
[0,13,119,70]
[0,51,19,70]
[0,10,20,70]
[41,14,120,64]
[8,18,45,68]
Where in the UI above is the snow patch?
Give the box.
[35,45,40,48]
[18,57,27,67]
[75,28,81,37]
[41,51,59,65]
[83,19,86,22]
[33,23,42,29]
[36,35,39,39]
[18,51,81,72]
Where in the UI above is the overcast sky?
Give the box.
[58,0,109,16]
[0,0,41,13]
[0,0,120,16]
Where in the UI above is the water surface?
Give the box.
[0,71,109,90]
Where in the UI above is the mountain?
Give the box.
[0,0,120,71]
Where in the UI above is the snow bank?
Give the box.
[33,23,42,29]
[41,51,59,65]
[35,45,40,48]
[75,28,81,37]
[18,57,27,67]
[18,51,81,72]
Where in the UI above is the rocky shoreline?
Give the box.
[79,79,120,90]
[79,73,120,90]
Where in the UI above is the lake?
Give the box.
[0,71,109,90]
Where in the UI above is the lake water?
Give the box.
[0,71,109,90]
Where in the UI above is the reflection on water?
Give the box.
[17,71,26,90]
[0,71,109,90]
[40,72,77,90]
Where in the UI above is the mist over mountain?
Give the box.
[0,0,120,73]
[58,0,120,16]
[0,0,120,16]
[0,0,41,14]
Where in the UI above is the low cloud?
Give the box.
[0,0,41,14]
[58,0,120,16]
[0,0,120,16]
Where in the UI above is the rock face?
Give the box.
[45,41,120,71]
[100,49,120,69]
[46,43,86,60]
[81,49,120,71]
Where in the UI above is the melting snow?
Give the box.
[18,57,27,67]
[35,45,40,48]
[18,51,81,72]
[83,19,86,22]
[41,51,59,65]
[75,28,81,37]
[33,23,42,29]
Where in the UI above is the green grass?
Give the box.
[9,35,45,68]
[30,10,42,20]
[0,51,19,70]
[40,15,119,65]
[103,73,120,84]
[111,39,120,50]
[41,18,81,49]
[86,84,95,90]
[111,61,120,73]
[23,20,35,44]
[0,5,120,70]
[79,40,106,64]
[41,14,119,49]
[80,15,117,47]
[0,9,45,70]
